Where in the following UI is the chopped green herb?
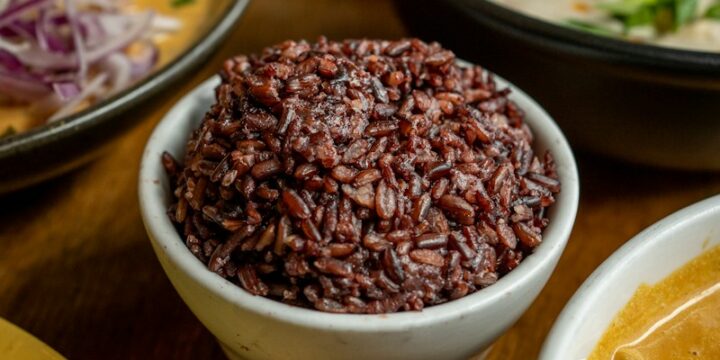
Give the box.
[654,7,675,32]
[171,0,194,8]
[706,3,720,20]
[595,0,703,34]
[564,19,618,37]
[597,0,648,17]
[624,6,656,29]
[675,0,699,27]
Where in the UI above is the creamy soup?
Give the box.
[589,244,720,359]
[0,0,210,136]
[494,0,720,52]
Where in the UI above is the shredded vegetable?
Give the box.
[564,0,720,38]
[0,0,177,122]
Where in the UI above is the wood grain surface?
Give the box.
[1,1,720,359]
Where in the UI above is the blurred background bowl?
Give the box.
[396,0,720,170]
[0,0,249,194]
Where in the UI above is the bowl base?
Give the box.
[219,341,249,360]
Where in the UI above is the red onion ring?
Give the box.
[0,0,171,122]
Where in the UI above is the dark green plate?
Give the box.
[0,0,250,193]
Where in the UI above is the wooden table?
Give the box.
[2,1,720,359]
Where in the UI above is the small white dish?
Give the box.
[139,75,579,360]
[541,194,720,359]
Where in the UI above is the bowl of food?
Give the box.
[396,0,720,170]
[0,0,249,193]
[139,38,579,360]
[541,194,720,359]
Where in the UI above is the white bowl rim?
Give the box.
[540,193,720,359]
[138,74,580,332]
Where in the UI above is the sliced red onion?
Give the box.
[99,41,159,92]
[102,52,131,94]
[1,0,177,123]
[0,26,14,36]
[77,13,105,47]
[10,45,77,70]
[0,36,29,52]
[42,71,76,84]
[128,40,158,78]
[35,10,51,50]
[36,9,71,52]
[0,70,48,100]
[0,48,22,70]
[86,11,152,62]
[45,13,69,26]
[52,81,80,101]
[96,13,129,36]
[0,0,51,29]
[10,11,153,70]
[65,0,87,82]
[5,18,36,39]
[0,0,11,14]
[49,71,108,122]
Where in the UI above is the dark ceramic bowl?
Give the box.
[396,0,720,170]
[0,0,249,193]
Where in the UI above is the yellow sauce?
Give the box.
[0,0,210,134]
[133,0,210,66]
[589,244,720,360]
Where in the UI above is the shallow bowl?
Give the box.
[541,194,720,359]
[0,0,249,193]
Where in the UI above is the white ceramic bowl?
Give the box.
[541,194,720,359]
[139,75,579,360]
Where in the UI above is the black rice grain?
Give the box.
[164,37,561,314]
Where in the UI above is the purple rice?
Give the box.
[163,37,561,314]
